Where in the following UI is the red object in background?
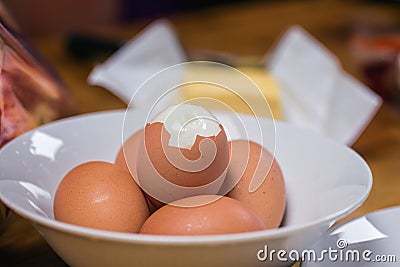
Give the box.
[0,5,78,231]
[351,34,400,102]
[0,19,78,148]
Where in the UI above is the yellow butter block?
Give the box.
[181,64,281,120]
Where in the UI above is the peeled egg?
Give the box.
[135,104,230,205]
[139,195,265,235]
[54,161,150,233]
[222,140,286,229]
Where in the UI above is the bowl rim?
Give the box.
[0,110,373,245]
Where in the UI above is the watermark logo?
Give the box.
[257,238,397,263]
[336,238,348,249]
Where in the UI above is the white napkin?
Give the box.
[331,216,388,245]
[88,21,381,146]
[268,26,382,145]
[88,19,187,104]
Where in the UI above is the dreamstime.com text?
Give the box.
[257,239,397,263]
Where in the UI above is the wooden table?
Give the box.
[1,1,399,266]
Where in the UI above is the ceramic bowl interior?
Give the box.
[0,110,372,267]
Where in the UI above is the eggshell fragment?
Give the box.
[54,161,150,233]
[139,195,265,235]
[223,140,286,229]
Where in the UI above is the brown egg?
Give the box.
[115,129,143,174]
[136,104,230,205]
[115,129,160,213]
[139,195,265,235]
[54,161,150,233]
[222,140,286,229]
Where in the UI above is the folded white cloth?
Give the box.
[88,19,186,104]
[268,26,382,145]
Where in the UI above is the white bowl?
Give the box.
[0,110,372,267]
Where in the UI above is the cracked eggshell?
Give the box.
[136,122,229,205]
[135,104,230,206]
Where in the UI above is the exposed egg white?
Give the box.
[151,104,221,149]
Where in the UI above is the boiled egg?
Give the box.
[222,140,286,229]
[54,161,150,233]
[139,195,265,235]
[135,104,230,205]
[115,129,143,175]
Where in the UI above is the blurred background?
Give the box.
[0,0,398,36]
[1,0,398,105]
[1,0,269,35]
